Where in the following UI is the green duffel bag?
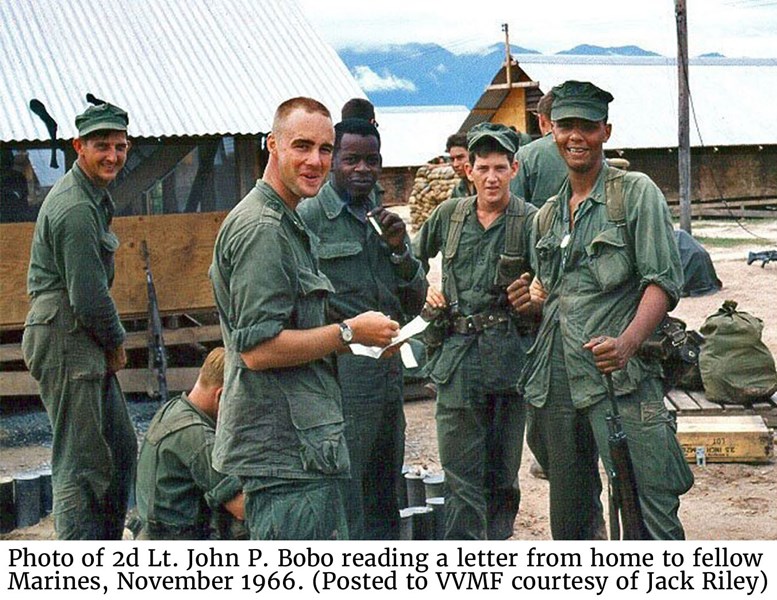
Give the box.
[699,300,777,405]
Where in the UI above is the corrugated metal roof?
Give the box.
[469,55,777,150]
[0,0,365,142]
[375,105,470,167]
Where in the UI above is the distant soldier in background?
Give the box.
[22,103,137,539]
[446,132,474,198]
[341,97,379,128]
[510,91,569,208]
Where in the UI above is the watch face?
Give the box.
[340,323,353,343]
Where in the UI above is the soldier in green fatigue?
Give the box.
[298,118,427,540]
[510,90,570,208]
[22,102,137,539]
[210,97,400,540]
[413,122,537,540]
[511,80,694,540]
[135,347,246,540]
[446,132,475,198]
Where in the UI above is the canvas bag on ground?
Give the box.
[699,300,777,404]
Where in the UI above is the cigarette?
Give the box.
[367,215,383,235]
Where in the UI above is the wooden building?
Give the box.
[0,0,366,397]
[460,54,777,217]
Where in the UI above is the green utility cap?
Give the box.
[550,80,614,122]
[466,122,522,154]
[75,103,129,137]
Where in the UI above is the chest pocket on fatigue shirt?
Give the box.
[585,226,633,293]
[316,241,363,295]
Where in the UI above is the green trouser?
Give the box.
[527,332,694,540]
[244,480,349,540]
[436,392,525,540]
[338,355,404,540]
[22,292,137,540]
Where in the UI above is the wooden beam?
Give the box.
[234,135,259,200]
[0,324,222,364]
[112,142,196,212]
[1,367,199,397]
[486,81,540,90]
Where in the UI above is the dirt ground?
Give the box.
[2,218,776,541]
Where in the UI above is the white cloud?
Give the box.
[299,0,777,58]
[352,65,417,92]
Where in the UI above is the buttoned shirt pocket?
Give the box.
[287,393,349,475]
[316,241,363,294]
[585,226,633,292]
[295,268,335,329]
[535,232,561,287]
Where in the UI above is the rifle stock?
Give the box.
[141,241,169,403]
[605,374,651,540]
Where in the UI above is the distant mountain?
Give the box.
[337,43,537,107]
[556,44,661,56]
[337,42,667,107]
[699,52,726,58]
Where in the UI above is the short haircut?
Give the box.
[468,137,515,164]
[446,132,468,152]
[334,118,381,153]
[536,91,554,117]
[341,98,376,122]
[272,97,331,136]
[199,347,225,388]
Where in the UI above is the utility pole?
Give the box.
[502,23,512,87]
[676,0,692,233]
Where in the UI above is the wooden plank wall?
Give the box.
[0,211,227,330]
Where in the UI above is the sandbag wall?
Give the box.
[408,163,457,231]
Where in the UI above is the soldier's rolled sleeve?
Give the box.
[225,223,296,353]
[58,203,125,349]
[627,175,683,310]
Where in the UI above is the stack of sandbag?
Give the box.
[409,163,457,231]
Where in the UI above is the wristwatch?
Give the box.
[389,242,410,265]
[338,322,354,345]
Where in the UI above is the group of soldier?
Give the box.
[22,79,693,542]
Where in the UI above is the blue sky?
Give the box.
[297,0,777,58]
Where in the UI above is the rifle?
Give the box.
[605,373,651,540]
[747,250,777,268]
[141,241,169,403]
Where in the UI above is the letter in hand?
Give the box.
[347,310,400,348]
[368,206,406,252]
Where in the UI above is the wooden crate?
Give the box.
[676,415,774,463]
